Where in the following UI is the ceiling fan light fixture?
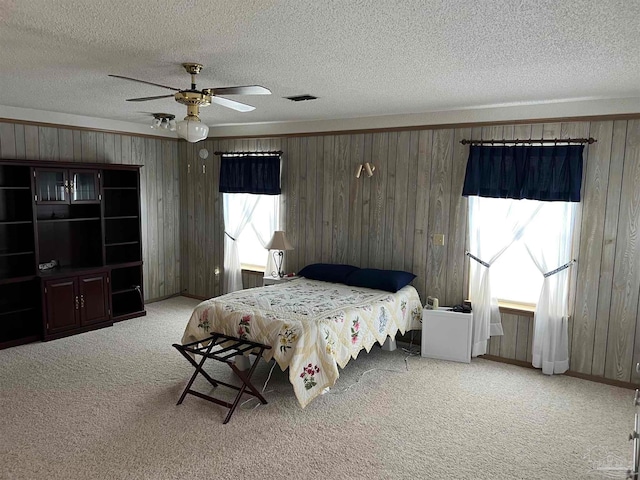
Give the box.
[151,113,175,130]
[176,115,209,143]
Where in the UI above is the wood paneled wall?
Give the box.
[180,118,640,386]
[0,121,181,302]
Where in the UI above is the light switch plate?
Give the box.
[433,233,445,246]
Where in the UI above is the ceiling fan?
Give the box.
[109,63,271,142]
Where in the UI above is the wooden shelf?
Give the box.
[0,220,32,225]
[0,306,35,317]
[38,265,106,278]
[0,275,36,286]
[38,217,100,223]
[105,241,139,247]
[109,260,143,269]
[0,162,145,350]
[0,251,34,258]
[112,287,139,295]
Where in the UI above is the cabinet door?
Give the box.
[45,278,79,334]
[70,170,100,204]
[79,273,109,325]
[35,169,69,204]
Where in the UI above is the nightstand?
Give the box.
[421,307,473,363]
[263,275,297,286]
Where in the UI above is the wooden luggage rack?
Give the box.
[173,333,272,424]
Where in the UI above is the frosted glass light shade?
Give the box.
[176,119,209,143]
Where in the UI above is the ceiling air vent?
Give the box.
[285,94,318,102]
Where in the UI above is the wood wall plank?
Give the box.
[392,131,410,271]
[412,130,432,300]
[605,120,640,382]
[368,132,388,269]
[425,129,453,303]
[571,121,613,374]
[194,144,205,296]
[24,125,39,159]
[515,315,529,362]
[383,132,397,269]
[321,136,334,263]
[162,140,174,296]
[348,134,363,266]
[14,124,25,159]
[80,131,97,162]
[500,313,518,360]
[332,135,350,266]
[592,121,627,377]
[297,137,308,270]
[360,133,372,266]
[0,123,16,159]
[38,127,59,161]
[145,138,158,300]
[58,129,74,162]
[445,128,470,305]
[305,136,318,266]
[403,132,419,272]
[286,137,300,271]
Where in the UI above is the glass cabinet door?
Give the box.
[70,170,99,203]
[36,169,68,204]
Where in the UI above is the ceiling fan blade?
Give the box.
[109,75,181,92]
[126,94,175,102]
[211,96,255,112]
[206,85,271,96]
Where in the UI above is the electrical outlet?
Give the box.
[433,233,445,246]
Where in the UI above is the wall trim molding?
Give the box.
[0,117,180,141]
[210,112,640,139]
[481,354,637,390]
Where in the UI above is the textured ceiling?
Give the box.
[0,0,638,128]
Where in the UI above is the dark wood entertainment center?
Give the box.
[0,159,145,349]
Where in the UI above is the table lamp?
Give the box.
[265,231,294,278]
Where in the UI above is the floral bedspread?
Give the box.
[181,278,423,408]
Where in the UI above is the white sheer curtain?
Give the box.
[468,197,543,356]
[523,201,577,374]
[250,195,280,276]
[223,193,260,293]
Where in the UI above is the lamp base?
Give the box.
[271,250,285,278]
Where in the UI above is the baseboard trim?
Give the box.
[145,292,184,303]
[180,293,208,301]
[481,354,637,390]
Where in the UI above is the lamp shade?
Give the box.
[265,231,294,251]
[176,118,209,143]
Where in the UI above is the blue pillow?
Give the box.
[345,268,416,293]
[298,263,360,284]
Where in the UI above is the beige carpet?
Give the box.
[0,296,634,480]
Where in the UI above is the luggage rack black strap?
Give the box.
[172,332,272,424]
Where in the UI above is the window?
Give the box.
[235,195,280,270]
[468,197,574,306]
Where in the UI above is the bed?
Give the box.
[182,278,423,408]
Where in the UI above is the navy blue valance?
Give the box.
[219,155,281,195]
[462,145,584,202]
